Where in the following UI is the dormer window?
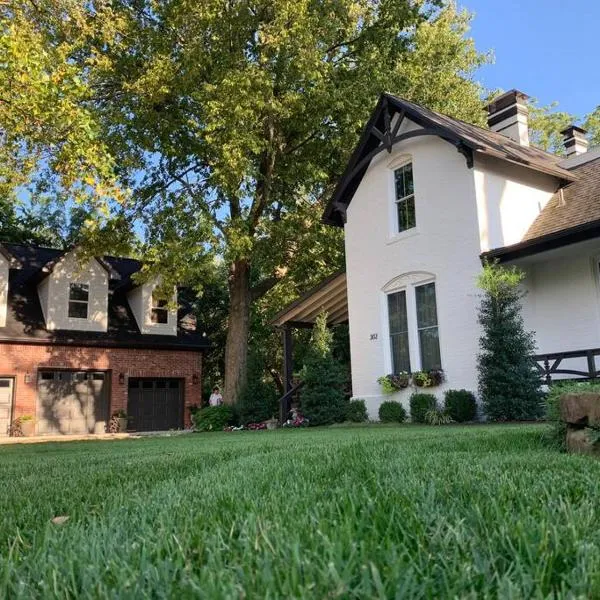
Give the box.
[394,162,416,232]
[151,293,168,324]
[68,283,89,319]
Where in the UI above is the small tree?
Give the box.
[301,313,348,426]
[477,263,543,421]
[238,352,278,425]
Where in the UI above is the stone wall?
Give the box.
[560,393,600,455]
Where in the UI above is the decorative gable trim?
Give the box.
[322,93,575,228]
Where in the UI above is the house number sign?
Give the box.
[370,333,378,341]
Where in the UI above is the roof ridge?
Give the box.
[384,93,562,162]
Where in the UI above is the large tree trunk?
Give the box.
[223,259,251,405]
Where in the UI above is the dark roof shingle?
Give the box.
[524,157,600,241]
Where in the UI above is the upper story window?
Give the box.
[151,293,169,324]
[394,162,416,232]
[68,283,89,319]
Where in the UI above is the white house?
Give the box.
[274,89,600,419]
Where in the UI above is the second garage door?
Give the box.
[37,371,109,435]
[128,378,183,432]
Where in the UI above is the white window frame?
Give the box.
[68,282,89,320]
[387,156,419,243]
[150,292,169,324]
[381,274,442,375]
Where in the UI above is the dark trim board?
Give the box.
[0,337,208,352]
[481,218,600,263]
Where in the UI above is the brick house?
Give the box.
[0,243,209,436]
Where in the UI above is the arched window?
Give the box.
[383,273,441,374]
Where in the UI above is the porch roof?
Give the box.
[271,271,348,328]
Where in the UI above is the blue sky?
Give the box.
[461,0,599,117]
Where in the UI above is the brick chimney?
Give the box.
[485,90,530,147]
[561,125,588,157]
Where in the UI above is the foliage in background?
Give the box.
[378,401,407,423]
[477,263,543,421]
[444,389,477,423]
[300,313,348,426]
[192,406,235,432]
[410,393,437,423]
[346,399,368,423]
[0,0,131,253]
[526,98,600,154]
[238,352,278,425]
[545,381,600,450]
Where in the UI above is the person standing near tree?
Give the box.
[209,386,223,407]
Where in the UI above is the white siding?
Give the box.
[344,121,483,419]
[127,281,177,336]
[521,246,600,355]
[473,155,557,252]
[0,254,8,328]
[37,251,109,332]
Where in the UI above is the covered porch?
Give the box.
[271,271,348,421]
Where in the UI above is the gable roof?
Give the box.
[0,243,209,351]
[39,246,121,281]
[482,157,600,263]
[323,93,575,226]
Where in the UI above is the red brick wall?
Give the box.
[0,343,202,431]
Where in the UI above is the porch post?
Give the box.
[283,324,294,393]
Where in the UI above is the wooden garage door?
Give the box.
[0,378,13,436]
[127,378,183,432]
[37,371,109,435]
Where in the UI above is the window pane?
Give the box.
[403,163,414,197]
[395,167,406,200]
[69,283,89,302]
[415,282,441,371]
[395,163,414,201]
[391,332,411,373]
[419,328,442,371]
[397,196,416,232]
[388,291,410,373]
[387,291,407,334]
[151,308,169,324]
[416,283,437,328]
[68,301,88,319]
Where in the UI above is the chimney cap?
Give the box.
[560,124,588,137]
[485,89,530,115]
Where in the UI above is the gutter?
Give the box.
[481,218,600,263]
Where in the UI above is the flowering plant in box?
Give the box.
[377,372,410,394]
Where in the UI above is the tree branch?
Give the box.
[250,274,282,301]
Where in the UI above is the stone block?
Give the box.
[560,393,600,426]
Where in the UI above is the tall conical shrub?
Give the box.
[477,263,543,421]
[301,313,348,426]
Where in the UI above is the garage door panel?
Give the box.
[128,378,183,432]
[38,372,108,435]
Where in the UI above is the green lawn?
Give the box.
[1,425,600,598]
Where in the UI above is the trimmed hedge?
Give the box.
[192,406,235,432]
[347,399,368,423]
[409,393,437,424]
[378,401,407,423]
[444,389,477,423]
